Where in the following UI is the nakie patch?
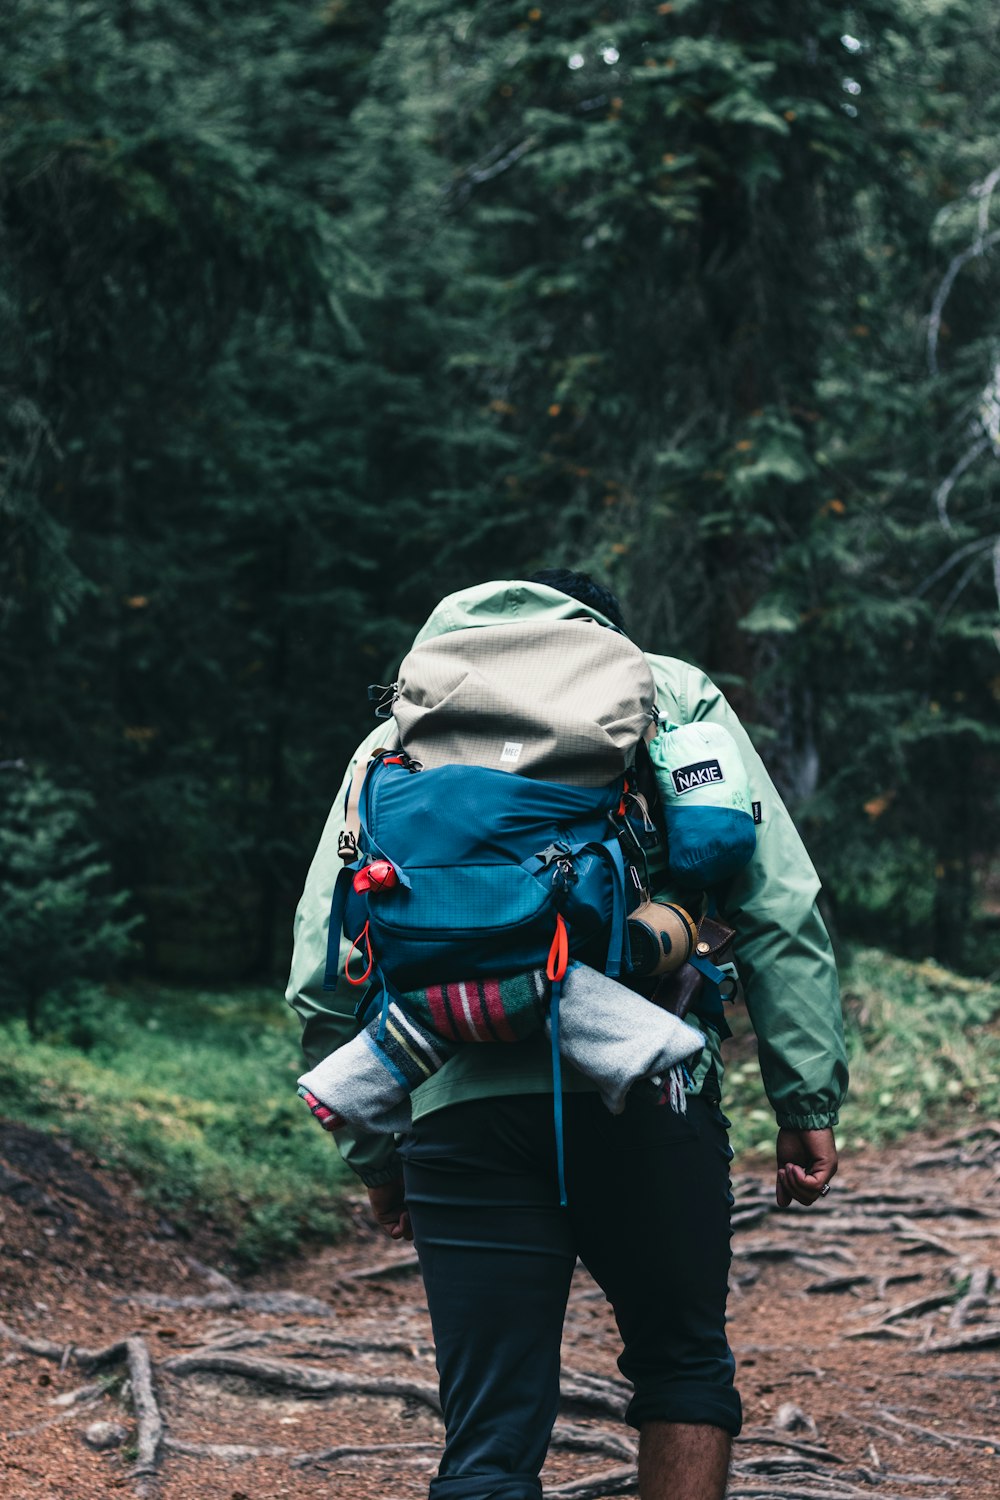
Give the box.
[671,758,725,796]
[500,741,524,765]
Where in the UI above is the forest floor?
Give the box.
[1,1118,998,1500]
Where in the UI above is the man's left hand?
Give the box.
[775,1126,838,1208]
[367,1177,413,1241]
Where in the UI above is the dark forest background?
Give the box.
[3,0,1000,1035]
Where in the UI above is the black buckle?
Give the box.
[367,682,398,720]
[535,841,572,868]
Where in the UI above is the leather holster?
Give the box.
[650,913,737,1021]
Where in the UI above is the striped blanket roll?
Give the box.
[297,967,703,1137]
[410,973,545,1045]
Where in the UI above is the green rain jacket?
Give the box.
[286,581,848,1186]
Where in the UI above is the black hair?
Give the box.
[527,568,628,634]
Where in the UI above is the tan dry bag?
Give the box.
[390,618,657,787]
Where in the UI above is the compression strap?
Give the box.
[550,972,566,1209]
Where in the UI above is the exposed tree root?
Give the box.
[557,1377,629,1420]
[549,1423,637,1463]
[726,1475,956,1500]
[126,1335,164,1489]
[922,1324,1000,1353]
[736,1433,847,1463]
[125,1288,335,1316]
[341,1252,421,1282]
[162,1435,439,1466]
[0,1319,128,1369]
[160,1348,444,1411]
[290,1439,439,1469]
[192,1325,427,1359]
[544,1463,637,1498]
[162,1436,293,1461]
[947,1264,991,1328]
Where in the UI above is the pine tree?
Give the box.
[0,766,139,1037]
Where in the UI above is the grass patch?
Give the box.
[723,948,1000,1158]
[0,983,352,1268]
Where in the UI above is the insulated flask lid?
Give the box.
[627,901,698,978]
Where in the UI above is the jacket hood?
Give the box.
[412,580,621,647]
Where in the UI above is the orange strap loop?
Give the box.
[345,919,374,986]
[546,912,569,983]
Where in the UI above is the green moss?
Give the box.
[0,982,351,1267]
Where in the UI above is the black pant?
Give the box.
[398,1089,741,1500]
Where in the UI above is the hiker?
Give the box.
[287,571,848,1500]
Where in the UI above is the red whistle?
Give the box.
[352,859,399,894]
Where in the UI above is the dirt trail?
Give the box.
[1,1120,998,1500]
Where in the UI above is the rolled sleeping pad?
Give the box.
[648,721,757,887]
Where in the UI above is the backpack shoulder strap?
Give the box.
[343,732,401,849]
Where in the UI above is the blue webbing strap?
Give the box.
[689,952,726,1013]
[550,973,567,1208]
[323,864,356,990]
[689,952,733,1040]
[375,971,392,1041]
[602,837,629,977]
[354,970,403,1032]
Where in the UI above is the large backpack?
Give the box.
[324,619,660,1008]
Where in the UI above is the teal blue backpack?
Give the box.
[324,749,636,1006]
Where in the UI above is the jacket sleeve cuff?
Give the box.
[352,1154,405,1188]
[774,1109,840,1132]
